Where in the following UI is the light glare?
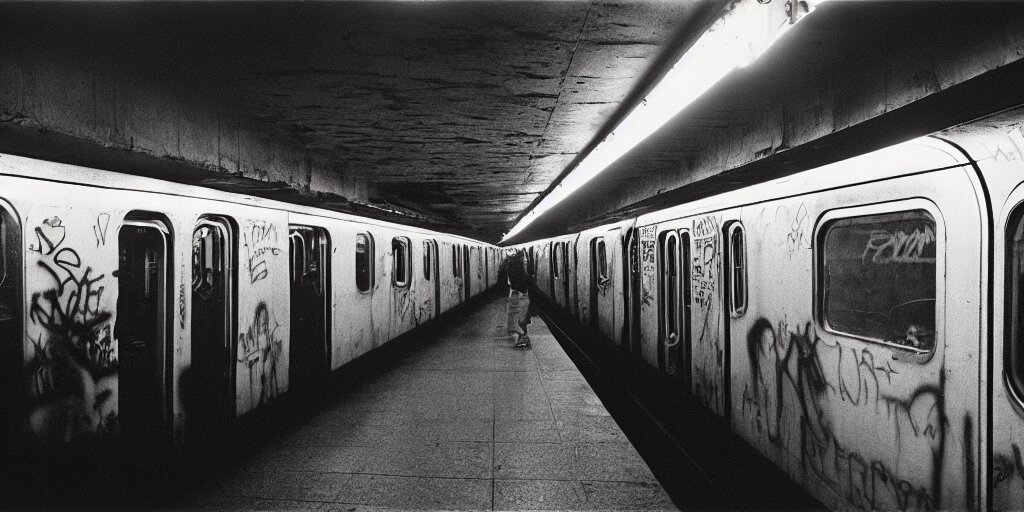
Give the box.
[502,0,826,242]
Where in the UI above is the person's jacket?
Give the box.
[507,255,532,293]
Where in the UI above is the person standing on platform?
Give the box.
[505,249,534,349]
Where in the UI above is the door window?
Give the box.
[1008,208,1024,402]
[392,237,410,287]
[726,222,747,317]
[356,233,374,292]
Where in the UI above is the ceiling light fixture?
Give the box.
[501,0,828,243]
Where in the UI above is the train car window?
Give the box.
[392,237,410,287]
[0,203,22,441]
[356,233,374,292]
[553,243,561,279]
[819,210,936,353]
[290,232,306,283]
[452,244,461,277]
[726,223,747,317]
[528,247,536,276]
[1007,209,1024,402]
[595,238,608,281]
[423,240,433,281]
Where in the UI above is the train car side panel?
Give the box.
[730,167,981,511]
[234,212,291,417]
[334,222,376,367]
[22,199,125,444]
[638,224,659,367]
[537,242,551,299]
[370,228,391,348]
[947,120,1024,510]
[474,245,486,297]
[576,232,596,328]
[690,213,726,414]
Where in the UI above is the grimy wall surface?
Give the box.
[0,6,374,211]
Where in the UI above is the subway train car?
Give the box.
[0,153,495,448]
[520,107,1024,511]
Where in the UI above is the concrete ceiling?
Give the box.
[502,0,1024,243]
[131,1,720,242]
[12,2,1018,245]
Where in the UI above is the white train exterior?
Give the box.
[0,153,499,447]
[518,109,1024,511]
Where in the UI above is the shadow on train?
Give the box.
[0,290,502,509]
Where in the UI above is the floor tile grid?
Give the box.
[188,297,676,511]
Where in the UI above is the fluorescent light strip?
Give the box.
[502,0,827,242]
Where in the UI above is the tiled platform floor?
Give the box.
[188,297,676,510]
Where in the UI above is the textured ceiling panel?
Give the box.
[187,1,704,241]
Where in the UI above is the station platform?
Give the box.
[186,296,677,510]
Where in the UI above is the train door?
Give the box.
[658,230,681,376]
[562,242,572,310]
[117,214,172,445]
[288,226,330,391]
[658,229,693,383]
[679,231,692,386]
[590,237,606,331]
[190,216,235,435]
[571,239,580,318]
[463,245,471,299]
[424,240,440,317]
[623,227,642,355]
[0,202,22,443]
[551,242,562,305]
[722,221,745,419]
[528,246,536,277]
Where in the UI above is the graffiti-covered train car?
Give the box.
[523,108,1024,510]
[0,153,494,449]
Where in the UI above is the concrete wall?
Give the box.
[0,7,373,207]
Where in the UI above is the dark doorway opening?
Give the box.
[190,216,236,437]
[117,214,172,445]
[0,202,22,445]
[623,228,641,356]
[289,226,330,391]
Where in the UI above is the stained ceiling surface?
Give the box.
[130,1,710,242]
